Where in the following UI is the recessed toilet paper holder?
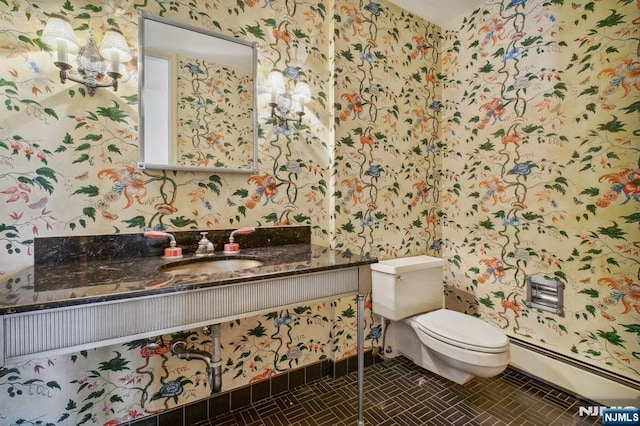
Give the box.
[525,275,564,316]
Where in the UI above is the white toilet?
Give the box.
[371,255,510,384]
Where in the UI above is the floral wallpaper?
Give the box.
[0,299,361,425]
[440,0,640,383]
[0,0,638,424]
[0,0,382,423]
[334,0,443,260]
[0,0,332,277]
[175,55,254,168]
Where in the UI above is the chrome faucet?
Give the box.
[194,231,215,256]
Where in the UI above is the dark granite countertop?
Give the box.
[0,242,376,315]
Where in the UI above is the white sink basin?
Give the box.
[160,258,264,275]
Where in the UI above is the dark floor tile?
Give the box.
[300,397,330,416]
[332,359,348,378]
[280,401,309,423]
[439,405,476,425]
[237,406,262,425]
[347,354,360,374]
[472,395,505,413]
[472,411,510,426]
[209,391,230,418]
[289,367,305,388]
[544,387,579,409]
[261,411,289,426]
[388,409,424,426]
[454,399,486,419]
[130,415,158,426]
[184,399,208,425]
[429,414,464,426]
[251,396,282,418]
[290,418,320,426]
[270,372,289,396]
[206,357,603,426]
[158,407,182,426]
[435,387,468,406]
[230,385,251,411]
[363,406,393,425]
[315,408,343,426]
[251,378,271,403]
[305,361,324,383]
[482,402,521,424]
[410,403,439,423]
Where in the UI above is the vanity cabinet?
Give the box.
[1,265,371,366]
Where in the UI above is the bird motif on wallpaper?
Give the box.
[341,177,366,206]
[340,92,363,121]
[411,181,431,206]
[184,62,204,75]
[248,173,278,205]
[410,36,429,60]
[478,97,505,129]
[478,257,507,284]
[98,166,153,208]
[340,5,364,37]
[599,277,640,316]
[599,168,640,204]
[598,59,640,97]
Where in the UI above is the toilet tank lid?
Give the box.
[371,255,444,274]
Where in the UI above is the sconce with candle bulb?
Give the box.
[263,69,311,136]
[42,14,132,96]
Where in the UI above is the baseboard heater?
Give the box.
[509,337,640,405]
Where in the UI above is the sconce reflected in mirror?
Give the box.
[263,69,311,136]
[43,14,132,96]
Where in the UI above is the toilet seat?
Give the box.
[413,309,509,354]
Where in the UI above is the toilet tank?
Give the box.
[370,255,445,320]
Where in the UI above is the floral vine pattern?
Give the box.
[0,0,639,424]
[176,56,254,168]
[0,0,352,424]
[0,0,333,272]
[441,0,639,379]
[334,0,443,259]
[225,304,330,383]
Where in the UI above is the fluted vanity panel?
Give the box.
[2,268,359,364]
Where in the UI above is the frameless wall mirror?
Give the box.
[138,11,258,173]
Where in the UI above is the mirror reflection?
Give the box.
[138,11,258,173]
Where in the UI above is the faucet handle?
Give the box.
[224,227,255,254]
[143,231,182,259]
[229,227,255,242]
[234,227,255,235]
[145,230,174,240]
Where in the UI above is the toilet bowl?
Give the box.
[371,255,510,384]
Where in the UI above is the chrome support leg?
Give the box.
[357,293,365,425]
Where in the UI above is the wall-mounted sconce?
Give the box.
[263,69,311,135]
[43,14,132,96]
